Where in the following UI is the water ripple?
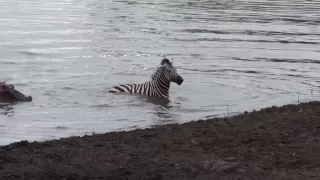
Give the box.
[0,0,319,145]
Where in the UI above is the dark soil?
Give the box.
[1,101,320,180]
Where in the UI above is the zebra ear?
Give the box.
[161,58,172,66]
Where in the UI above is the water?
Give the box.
[0,0,319,145]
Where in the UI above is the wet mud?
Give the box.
[0,101,319,180]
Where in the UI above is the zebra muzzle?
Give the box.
[174,76,184,85]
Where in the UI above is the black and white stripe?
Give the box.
[108,58,183,98]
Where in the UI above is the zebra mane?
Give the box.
[150,65,165,80]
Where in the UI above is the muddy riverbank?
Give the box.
[0,101,320,180]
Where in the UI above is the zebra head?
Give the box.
[152,58,184,85]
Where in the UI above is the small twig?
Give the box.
[91,128,96,135]
[227,103,231,117]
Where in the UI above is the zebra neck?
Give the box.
[152,73,170,97]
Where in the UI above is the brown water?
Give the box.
[0,0,319,145]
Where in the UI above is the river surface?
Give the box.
[0,0,319,145]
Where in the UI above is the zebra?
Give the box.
[108,57,184,98]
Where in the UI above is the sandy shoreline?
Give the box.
[0,101,319,180]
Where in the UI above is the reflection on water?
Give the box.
[0,0,319,145]
[143,96,171,107]
[152,106,175,119]
[147,97,176,122]
[0,103,15,117]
